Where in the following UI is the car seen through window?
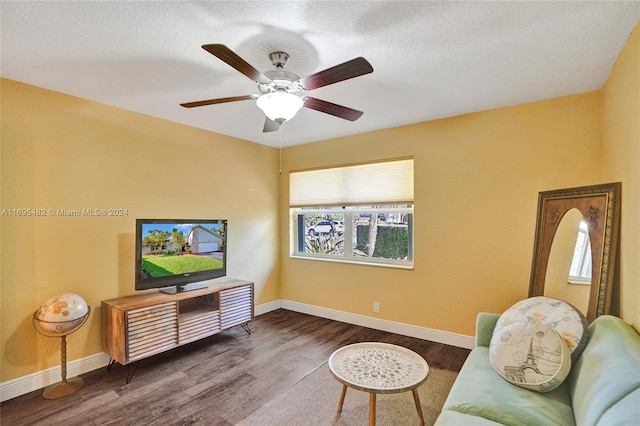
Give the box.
[307,220,344,236]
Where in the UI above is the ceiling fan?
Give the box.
[180,44,374,132]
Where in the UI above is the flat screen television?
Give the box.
[135,219,227,293]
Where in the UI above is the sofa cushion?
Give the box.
[434,410,504,425]
[441,347,575,426]
[494,296,589,360]
[597,388,640,426]
[490,321,571,392]
[569,315,640,426]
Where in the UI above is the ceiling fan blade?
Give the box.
[304,97,364,121]
[263,118,280,133]
[202,44,273,85]
[180,95,256,108]
[297,57,373,91]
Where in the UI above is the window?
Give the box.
[289,158,414,268]
[292,205,413,267]
[568,220,592,284]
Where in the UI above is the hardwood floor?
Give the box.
[1,309,470,426]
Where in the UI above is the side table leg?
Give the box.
[412,388,425,426]
[337,384,347,412]
[369,392,376,426]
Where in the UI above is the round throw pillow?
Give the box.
[493,296,589,360]
[490,321,571,393]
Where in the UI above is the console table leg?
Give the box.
[125,365,136,384]
[241,322,252,335]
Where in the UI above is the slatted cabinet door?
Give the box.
[127,302,178,362]
[220,284,253,329]
[178,293,221,344]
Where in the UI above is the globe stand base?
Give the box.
[42,377,84,399]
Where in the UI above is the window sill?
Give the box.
[290,254,414,270]
[568,278,591,285]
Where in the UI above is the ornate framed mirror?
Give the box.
[529,182,621,322]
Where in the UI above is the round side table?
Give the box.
[328,342,429,426]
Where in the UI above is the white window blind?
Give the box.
[290,158,414,207]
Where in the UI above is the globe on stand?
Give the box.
[33,293,90,399]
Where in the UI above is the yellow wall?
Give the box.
[0,79,281,382]
[601,23,640,329]
[280,92,603,336]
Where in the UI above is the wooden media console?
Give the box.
[101,278,253,383]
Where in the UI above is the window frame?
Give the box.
[290,204,414,269]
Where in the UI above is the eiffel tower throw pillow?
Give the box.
[490,321,571,392]
[492,296,589,361]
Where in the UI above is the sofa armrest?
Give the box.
[475,312,500,347]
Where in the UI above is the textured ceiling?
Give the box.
[2,1,639,147]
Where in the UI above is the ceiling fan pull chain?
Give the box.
[279,127,283,175]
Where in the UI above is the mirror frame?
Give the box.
[529,182,621,322]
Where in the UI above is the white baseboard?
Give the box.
[280,299,475,350]
[254,299,282,316]
[1,299,472,402]
[0,352,111,402]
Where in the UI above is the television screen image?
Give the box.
[135,219,227,293]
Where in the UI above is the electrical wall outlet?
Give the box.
[373,302,380,313]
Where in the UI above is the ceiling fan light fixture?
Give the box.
[256,91,303,123]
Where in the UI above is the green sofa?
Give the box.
[435,313,640,425]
